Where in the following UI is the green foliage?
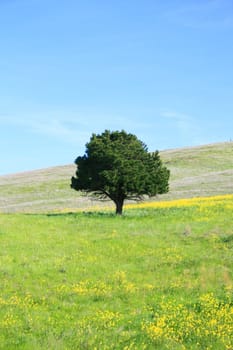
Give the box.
[71,130,170,214]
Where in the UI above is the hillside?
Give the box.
[0,141,232,213]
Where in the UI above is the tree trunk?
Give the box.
[115,199,124,215]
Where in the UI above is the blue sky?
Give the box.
[0,0,233,174]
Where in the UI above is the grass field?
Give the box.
[0,194,233,349]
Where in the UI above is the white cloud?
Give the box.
[160,109,209,146]
[164,0,233,29]
[161,110,196,133]
[0,113,90,146]
[0,110,155,149]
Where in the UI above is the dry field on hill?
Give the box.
[161,141,233,200]
[0,142,232,213]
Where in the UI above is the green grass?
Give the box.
[0,197,232,349]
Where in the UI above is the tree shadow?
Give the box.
[46,211,117,218]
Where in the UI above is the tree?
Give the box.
[71,130,170,215]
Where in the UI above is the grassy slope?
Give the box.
[160,141,233,200]
[0,141,232,213]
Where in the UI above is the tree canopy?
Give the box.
[71,130,170,214]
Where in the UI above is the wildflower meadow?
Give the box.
[0,194,232,349]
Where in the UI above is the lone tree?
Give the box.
[71,130,170,215]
